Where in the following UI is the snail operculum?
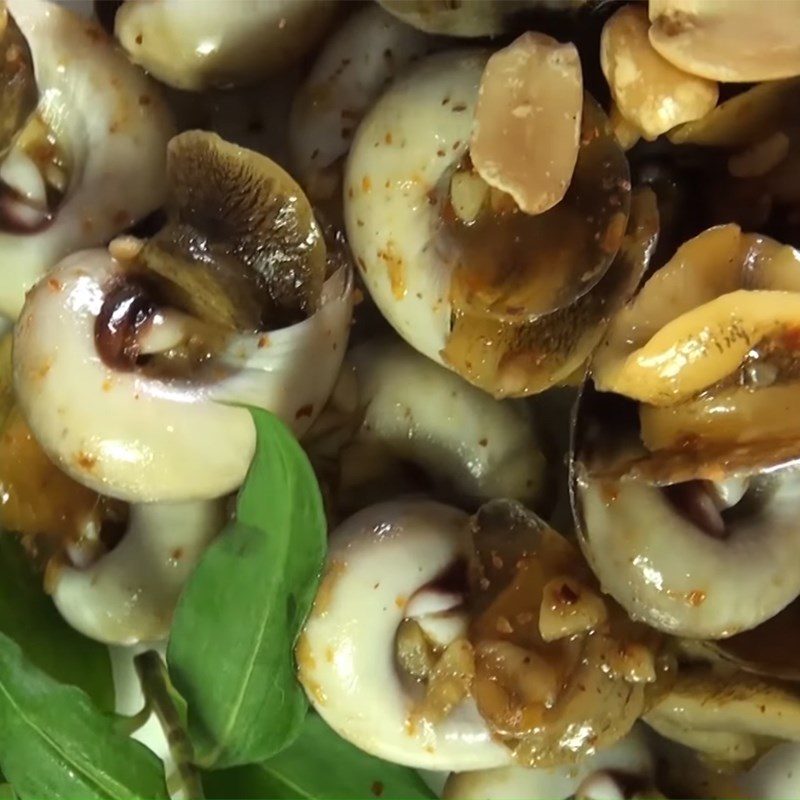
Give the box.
[139,130,328,334]
[95,131,337,381]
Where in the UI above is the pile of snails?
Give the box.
[2,0,800,797]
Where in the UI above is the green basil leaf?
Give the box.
[167,408,326,769]
[0,631,168,800]
[0,784,14,800]
[203,713,435,800]
[0,535,114,711]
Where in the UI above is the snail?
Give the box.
[297,499,507,771]
[344,39,656,397]
[13,131,353,504]
[375,0,586,38]
[11,131,351,643]
[341,336,546,508]
[114,0,337,91]
[644,665,800,765]
[289,3,441,208]
[52,500,226,645]
[0,0,174,320]
[298,498,661,772]
[443,726,656,799]
[572,225,800,638]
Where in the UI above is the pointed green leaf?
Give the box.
[0,535,113,710]
[167,408,326,768]
[0,632,168,800]
[203,714,435,800]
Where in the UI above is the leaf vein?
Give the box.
[0,681,129,799]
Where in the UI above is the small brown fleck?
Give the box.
[395,594,407,609]
[362,176,372,192]
[378,241,406,299]
[371,781,384,797]
[384,132,393,145]
[138,94,151,106]
[687,589,707,607]
[452,103,467,112]
[102,378,113,392]
[171,548,184,561]
[47,278,62,292]
[34,359,52,380]
[134,33,143,45]
[478,437,488,447]
[76,451,97,471]
[258,335,270,349]
[295,404,314,420]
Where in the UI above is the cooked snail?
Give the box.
[13,132,353,503]
[115,0,338,91]
[299,498,663,771]
[297,499,509,771]
[573,225,800,638]
[341,337,546,508]
[376,0,585,38]
[289,3,441,208]
[0,0,174,320]
[52,500,226,645]
[644,666,800,764]
[344,42,652,396]
[443,726,655,800]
